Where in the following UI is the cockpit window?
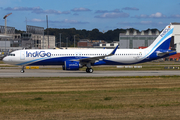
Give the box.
[8,54,15,56]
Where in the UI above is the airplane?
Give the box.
[3,24,177,73]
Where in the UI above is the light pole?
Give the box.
[66,37,68,48]
[46,15,49,49]
[3,13,12,55]
[59,33,61,48]
[3,13,12,35]
[74,35,76,47]
[119,33,120,49]
[43,29,44,49]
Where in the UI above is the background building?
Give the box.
[77,39,105,48]
[171,23,180,52]
[22,25,55,49]
[168,23,180,60]
[77,39,92,48]
[119,30,159,49]
[0,25,21,48]
[99,41,119,48]
[21,33,55,49]
[0,25,55,59]
[0,25,21,59]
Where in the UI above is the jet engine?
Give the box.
[62,61,80,70]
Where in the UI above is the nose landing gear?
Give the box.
[20,66,25,73]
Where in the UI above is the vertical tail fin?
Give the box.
[148,24,174,51]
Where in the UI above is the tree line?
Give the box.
[15,28,160,47]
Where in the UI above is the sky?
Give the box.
[0,0,180,32]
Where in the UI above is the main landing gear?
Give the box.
[86,68,93,73]
[86,63,93,73]
[20,66,25,73]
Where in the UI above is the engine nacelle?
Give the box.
[62,61,80,70]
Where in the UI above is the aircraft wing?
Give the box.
[75,44,119,63]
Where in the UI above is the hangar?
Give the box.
[169,23,180,60]
[119,29,159,49]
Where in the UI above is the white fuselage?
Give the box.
[3,48,149,66]
[3,24,176,70]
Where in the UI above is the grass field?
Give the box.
[0,60,4,64]
[0,76,180,120]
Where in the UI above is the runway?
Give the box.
[0,69,179,77]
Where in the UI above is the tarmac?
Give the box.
[0,69,179,77]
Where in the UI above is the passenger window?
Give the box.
[8,54,15,56]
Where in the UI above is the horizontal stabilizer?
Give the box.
[157,51,176,57]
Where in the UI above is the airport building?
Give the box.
[171,23,180,51]
[21,33,55,49]
[77,39,105,48]
[0,25,55,49]
[169,23,180,60]
[98,23,180,51]
[0,25,55,59]
[96,30,159,49]
[0,26,22,57]
[22,25,55,49]
[119,30,159,49]
[99,41,119,48]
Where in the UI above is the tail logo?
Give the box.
[160,27,171,37]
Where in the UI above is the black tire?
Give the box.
[86,68,89,73]
[86,68,93,73]
[20,70,24,73]
[89,68,93,73]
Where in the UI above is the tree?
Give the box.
[16,27,160,47]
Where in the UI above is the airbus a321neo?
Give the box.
[3,24,176,73]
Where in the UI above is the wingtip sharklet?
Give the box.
[110,44,119,55]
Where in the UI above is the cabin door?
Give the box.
[20,51,25,60]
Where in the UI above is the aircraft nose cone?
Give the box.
[2,57,8,64]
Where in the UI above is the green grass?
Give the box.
[0,76,180,119]
[0,60,4,64]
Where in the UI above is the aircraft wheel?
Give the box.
[20,70,25,73]
[86,68,89,73]
[86,68,93,73]
[89,68,93,73]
